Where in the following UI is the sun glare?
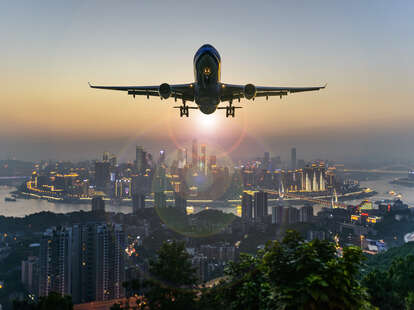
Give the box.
[197,112,217,131]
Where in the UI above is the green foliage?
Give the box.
[202,230,373,310]
[142,240,198,310]
[364,255,414,310]
[365,242,414,272]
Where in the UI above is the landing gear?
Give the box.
[226,100,235,118]
[179,100,189,117]
[226,106,235,118]
[180,106,189,117]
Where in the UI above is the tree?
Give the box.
[203,230,373,310]
[142,240,198,310]
[364,255,414,310]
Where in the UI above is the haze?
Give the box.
[1,1,413,162]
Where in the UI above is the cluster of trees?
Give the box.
[12,231,414,310]
[119,232,374,310]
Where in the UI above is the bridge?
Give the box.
[261,189,347,209]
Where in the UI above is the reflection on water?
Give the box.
[1,176,412,218]
[349,178,414,207]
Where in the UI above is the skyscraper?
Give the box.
[39,227,72,297]
[192,139,198,169]
[254,191,268,220]
[291,148,297,171]
[201,144,206,173]
[241,192,253,221]
[154,191,167,208]
[132,194,145,214]
[136,146,145,174]
[72,223,125,303]
[91,196,105,212]
[95,162,110,190]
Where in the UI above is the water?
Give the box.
[0,186,238,218]
[349,178,414,206]
[0,186,131,217]
[1,176,412,218]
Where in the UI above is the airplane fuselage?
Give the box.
[193,44,221,114]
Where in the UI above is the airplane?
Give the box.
[89,44,326,118]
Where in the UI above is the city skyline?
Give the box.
[1,1,414,161]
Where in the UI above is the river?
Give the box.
[0,176,413,218]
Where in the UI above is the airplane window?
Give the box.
[203,67,211,75]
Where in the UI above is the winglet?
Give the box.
[88,82,93,88]
[323,83,328,89]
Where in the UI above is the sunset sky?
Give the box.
[1,1,413,162]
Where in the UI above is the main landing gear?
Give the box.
[180,105,189,117]
[226,106,235,118]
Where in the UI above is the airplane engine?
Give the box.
[159,83,171,99]
[244,83,256,100]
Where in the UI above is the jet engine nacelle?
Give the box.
[159,83,171,99]
[244,84,256,100]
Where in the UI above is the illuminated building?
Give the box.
[39,227,72,297]
[114,178,131,198]
[241,192,253,221]
[154,192,167,208]
[158,150,166,165]
[174,191,187,212]
[135,146,145,174]
[91,197,105,212]
[103,152,109,162]
[201,144,206,174]
[291,148,296,170]
[192,139,198,169]
[95,162,110,190]
[72,223,125,303]
[359,200,373,210]
[254,191,268,221]
[208,155,216,171]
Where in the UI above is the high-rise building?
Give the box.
[158,150,166,165]
[132,194,145,214]
[103,152,110,162]
[95,162,110,190]
[299,204,314,223]
[291,148,297,170]
[21,256,39,295]
[200,144,206,173]
[91,196,105,212]
[154,192,167,208]
[72,223,126,303]
[241,192,253,221]
[254,191,268,220]
[208,155,217,170]
[39,227,72,297]
[263,152,270,169]
[192,139,198,169]
[174,192,187,212]
[136,146,146,174]
[272,204,287,224]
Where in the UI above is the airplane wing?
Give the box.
[89,82,195,101]
[220,83,326,102]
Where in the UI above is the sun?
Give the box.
[197,112,218,131]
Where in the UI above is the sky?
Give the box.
[1,0,413,163]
